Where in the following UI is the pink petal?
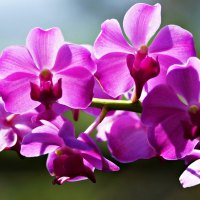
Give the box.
[21,133,62,157]
[26,27,64,70]
[0,98,10,119]
[13,110,39,129]
[0,129,17,151]
[107,112,156,163]
[58,120,75,139]
[184,150,200,165]
[96,111,131,142]
[0,72,39,113]
[167,57,200,105]
[81,151,119,172]
[95,52,134,98]
[32,124,58,135]
[58,121,92,150]
[51,44,72,72]
[46,151,57,175]
[80,133,119,171]
[123,3,161,48]
[67,44,97,74]
[149,25,196,66]
[180,159,200,188]
[0,46,38,78]
[94,19,134,59]
[148,114,198,160]
[52,44,96,74]
[57,67,94,109]
[142,84,188,126]
[96,111,123,142]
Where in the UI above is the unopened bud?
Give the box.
[127,51,160,102]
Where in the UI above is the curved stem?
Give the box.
[84,106,108,135]
[90,98,142,113]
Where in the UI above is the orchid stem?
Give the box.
[131,89,138,103]
[84,106,108,135]
[90,98,142,113]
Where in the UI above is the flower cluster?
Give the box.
[0,2,199,188]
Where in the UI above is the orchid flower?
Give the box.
[142,57,200,159]
[21,117,119,184]
[0,98,38,153]
[0,27,96,113]
[94,3,196,100]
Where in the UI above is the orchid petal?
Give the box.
[57,67,94,109]
[184,150,200,165]
[81,151,119,172]
[67,44,97,74]
[95,52,134,98]
[180,159,200,188]
[96,111,123,142]
[148,114,198,160]
[149,25,196,66]
[58,121,92,150]
[46,151,57,175]
[0,72,39,113]
[123,3,161,48]
[51,44,72,72]
[32,124,58,135]
[80,133,119,171]
[167,57,200,105]
[0,46,38,78]
[94,19,134,58]
[26,27,64,70]
[142,84,187,126]
[107,112,156,163]
[0,129,17,151]
[21,133,62,157]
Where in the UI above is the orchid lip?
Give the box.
[29,67,63,109]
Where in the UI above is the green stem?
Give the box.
[90,98,142,113]
[84,106,108,135]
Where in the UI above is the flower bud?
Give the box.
[127,49,160,101]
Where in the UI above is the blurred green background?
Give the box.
[1,0,200,199]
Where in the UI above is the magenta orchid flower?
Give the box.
[21,118,119,184]
[94,3,196,98]
[0,27,96,114]
[142,57,200,160]
[0,98,38,153]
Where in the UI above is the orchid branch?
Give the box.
[84,106,108,135]
[90,98,142,113]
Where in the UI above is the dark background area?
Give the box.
[0,0,200,199]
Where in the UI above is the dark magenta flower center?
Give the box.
[52,147,96,184]
[30,69,62,109]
